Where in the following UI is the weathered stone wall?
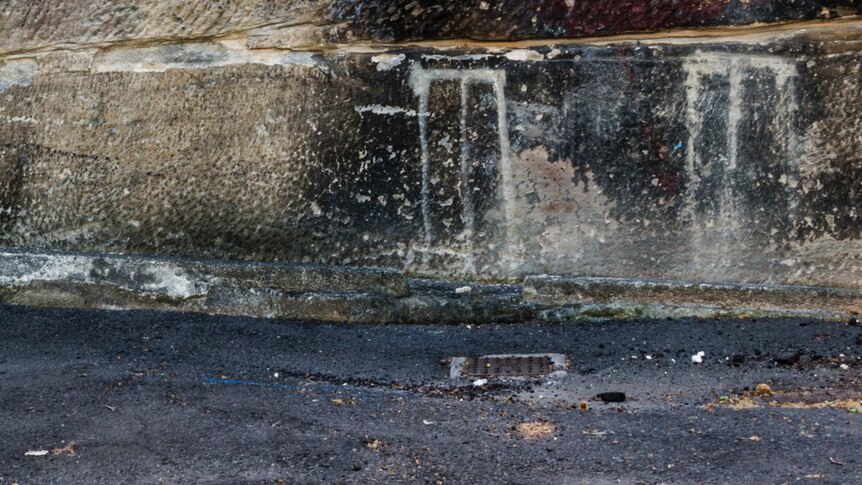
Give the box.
[1,2,861,289]
[2,1,859,54]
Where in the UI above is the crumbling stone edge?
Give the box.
[0,248,857,324]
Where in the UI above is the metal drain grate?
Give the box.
[461,355,554,378]
[450,353,569,380]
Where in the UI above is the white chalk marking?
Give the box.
[371,53,406,71]
[354,105,417,116]
[682,53,799,256]
[504,50,544,62]
[410,67,512,272]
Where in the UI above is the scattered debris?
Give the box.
[422,420,435,425]
[597,392,626,403]
[578,401,590,411]
[691,351,705,363]
[364,439,383,450]
[516,422,555,440]
[720,397,760,410]
[774,351,802,366]
[25,442,77,457]
[103,405,116,412]
[708,385,862,412]
[829,457,845,466]
[330,398,345,406]
[52,442,76,456]
[840,364,850,370]
[454,286,472,295]
[749,435,761,442]
[473,379,488,387]
[754,383,773,397]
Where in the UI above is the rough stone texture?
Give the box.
[3,22,862,288]
[1,0,859,56]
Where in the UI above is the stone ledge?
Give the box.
[0,247,410,299]
[0,248,859,323]
[0,248,535,324]
[524,275,862,317]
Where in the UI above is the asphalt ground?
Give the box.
[2,305,862,484]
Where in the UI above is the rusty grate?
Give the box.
[462,355,554,378]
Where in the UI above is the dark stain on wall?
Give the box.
[330,0,861,42]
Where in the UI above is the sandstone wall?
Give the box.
[1,2,861,288]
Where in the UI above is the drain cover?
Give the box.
[450,353,568,380]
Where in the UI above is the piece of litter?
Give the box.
[455,286,472,295]
[774,351,802,366]
[645,355,652,360]
[422,420,435,425]
[473,379,488,387]
[597,392,626,403]
[840,364,849,370]
[24,450,49,457]
[691,351,705,363]
[273,372,279,378]
[830,457,845,466]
